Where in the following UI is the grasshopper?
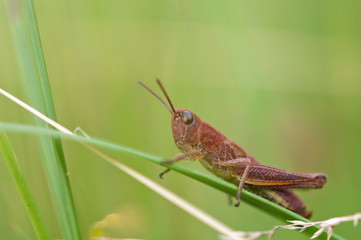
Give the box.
[139,80,326,218]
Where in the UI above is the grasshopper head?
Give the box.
[138,80,202,153]
[171,109,202,150]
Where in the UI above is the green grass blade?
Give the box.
[4,0,80,239]
[20,0,55,117]
[0,130,50,240]
[0,123,345,240]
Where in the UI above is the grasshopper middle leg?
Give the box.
[218,157,252,207]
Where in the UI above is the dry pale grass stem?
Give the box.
[284,213,361,240]
[0,88,244,240]
[221,213,361,240]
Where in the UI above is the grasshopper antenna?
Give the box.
[138,80,175,114]
[155,79,177,114]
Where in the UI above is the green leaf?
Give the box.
[0,123,345,240]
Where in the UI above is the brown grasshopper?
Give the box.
[139,80,326,218]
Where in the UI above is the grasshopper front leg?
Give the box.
[217,157,252,207]
[159,149,203,178]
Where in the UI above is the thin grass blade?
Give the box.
[0,130,50,240]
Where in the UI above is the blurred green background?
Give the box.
[1,0,361,239]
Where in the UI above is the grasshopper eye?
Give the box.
[182,111,194,125]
